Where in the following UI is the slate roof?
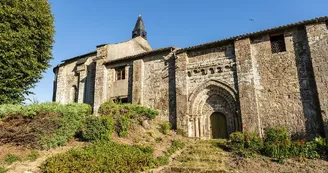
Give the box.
[61,51,97,63]
[133,15,146,31]
[177,16,328,53]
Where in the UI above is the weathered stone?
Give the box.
[53,16,328,141]
[142,120,150,129]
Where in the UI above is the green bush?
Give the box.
[0,166,7,173]
[230,132,245,150]
[0,102,91,149]
[155,155,169,166]
[97,101,158,137]
[167,140,185,155]
[155,137,162,143]
[27,150,40,161]
[82,116,114,141]
[98,101,159,120]
[4,154,21,165]
[262,127,291,159]
[41,142,156,173]
[228,127,328,161]
[244,132,263,152]
[118,115,130,137]
[159,122,171,135]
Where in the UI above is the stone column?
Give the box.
[77,66,87,103]
[175,53,189,135]
[132,59,144,104]
[93,45,109,115]
[235,38,261,135]
[305,22,328,141]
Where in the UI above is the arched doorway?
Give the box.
[187,80,241,139]
[210,112,228,139]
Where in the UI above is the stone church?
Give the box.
[53,15,328,140]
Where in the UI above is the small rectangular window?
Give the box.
[115,66,125,80]
[270,34,286,53]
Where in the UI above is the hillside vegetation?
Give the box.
[0,103,91,149]
[0,102,327,173]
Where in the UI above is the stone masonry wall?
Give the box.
[186,45,237,95]
[54,53,96,106]
[55,61,78,104]
[248,29,322,138]
[141,51,173,120]
[306,22,328,140]
[235,38,262,134]
[93,45,108,114]
[183,45,239,138]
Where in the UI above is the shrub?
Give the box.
[167,140,185,155]
[228,127,328,160]
[98,101,159,137]
[4,154,21,165]
[82,116,114,141]
[314,136,327,156]
[41,142,156,173]
[230,132,245,150]
[0,166,7,173]
[0,103,91,149]
[159,122,171,135]
[244,132,263,152]
[262,127,291,159]
[27,150,40,161]
[155,155,169,166]
[98,101,159,120]
[118,115,130,137]
[155,137,162,143]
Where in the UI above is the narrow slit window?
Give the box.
[115,66,125,80]
[270,34,286,53]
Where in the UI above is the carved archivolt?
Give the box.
[187,80,240,138]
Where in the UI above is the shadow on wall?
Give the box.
[168,55,177,129]
[293,26,325,139]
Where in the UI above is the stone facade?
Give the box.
[53,16,328,140]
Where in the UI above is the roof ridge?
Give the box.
[177,16,328,53]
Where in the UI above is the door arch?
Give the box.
[187,80,241,138]
[210,112,228,139]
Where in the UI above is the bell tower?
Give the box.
[132,14,147,40]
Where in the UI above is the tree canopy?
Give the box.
[0,0,55,104]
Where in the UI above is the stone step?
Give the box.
[172,160,225,169]
[182,148,222,155]
[163,166,229,173]
[175,155,224,163]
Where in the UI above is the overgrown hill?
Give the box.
[0,102,327,173]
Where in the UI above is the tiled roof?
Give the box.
[177,16,328,53]
[61,51,97,63]
[103,46,176,65]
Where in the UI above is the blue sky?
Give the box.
[29,0,328,102]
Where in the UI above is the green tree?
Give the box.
[0,0,55,104]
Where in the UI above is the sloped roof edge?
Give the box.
[177,16,328,53]
[103,46,176,65]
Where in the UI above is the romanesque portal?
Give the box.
[187,80,241,139]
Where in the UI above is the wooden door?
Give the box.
[210,112,228,139]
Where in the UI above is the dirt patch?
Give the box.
[227,154,328,173]
[0,112,61,149]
